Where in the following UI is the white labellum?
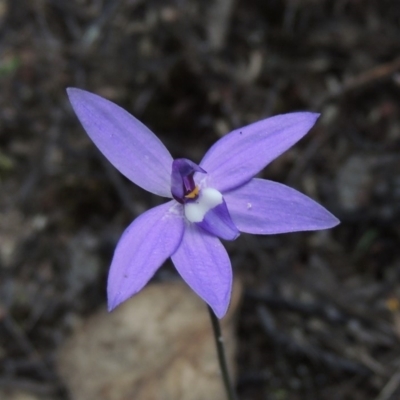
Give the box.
[184,187,223,223]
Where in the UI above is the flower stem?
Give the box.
[207,306,238,400]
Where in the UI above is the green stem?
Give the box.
[207,306,238,400]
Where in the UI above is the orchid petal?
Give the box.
[200,113,319,192]
[171,224,232,318]
[107,201,184,311]
[224,178,339,234]
[67,88,173,197]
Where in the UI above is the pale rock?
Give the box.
[336,154,373,211]
[0,389,46,400]
[58,280,241,400]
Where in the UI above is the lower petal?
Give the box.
[224,178,340,234]
[171,223,232,318]
[197,200,239,241]
[107,201,184,311]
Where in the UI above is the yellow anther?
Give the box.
[185,186,199,199]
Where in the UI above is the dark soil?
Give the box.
[1,0,400,399]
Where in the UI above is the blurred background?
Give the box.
[1,0,400,399]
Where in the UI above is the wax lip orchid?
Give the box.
[67,88,339,318]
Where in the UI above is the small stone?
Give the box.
[336,155,373,211]
[58,280,241,400]
[0,390,44,400]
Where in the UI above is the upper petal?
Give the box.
[200,112,319,192]
[171,224,232,318]
[224,178,339,234]
[67,88,173,197]
[107,201,184,311]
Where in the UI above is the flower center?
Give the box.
[184,187,223,223]
[170,158,239,241]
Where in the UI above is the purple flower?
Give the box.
[67,88,339,318]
